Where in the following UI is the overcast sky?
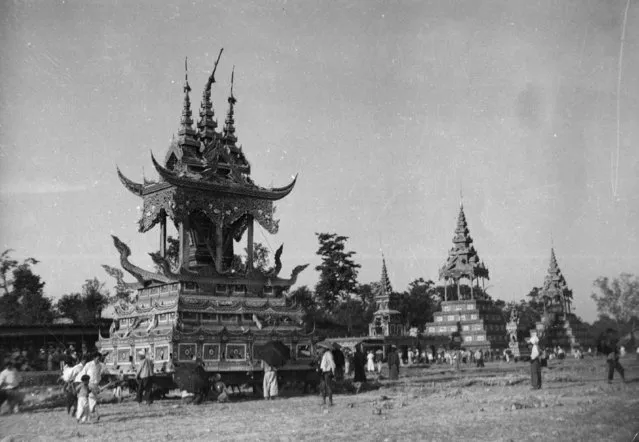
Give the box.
[1,0,638,322]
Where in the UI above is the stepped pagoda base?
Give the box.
[424,300,507,350]
[531,312,593,351]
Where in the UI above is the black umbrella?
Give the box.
[254,341,291,368]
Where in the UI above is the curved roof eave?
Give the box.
[117,167,144,197]
[150,152,297,201]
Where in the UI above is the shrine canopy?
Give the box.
[438,204,489,300]
[539,248,573,315]
[116,59,297,237]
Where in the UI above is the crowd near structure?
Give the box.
[98,52,314,375]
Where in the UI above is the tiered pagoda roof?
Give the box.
[116,54,297,235]
[373,256,400,315]
[438,204,489,282]
[108,50,307,291]
[540,248,567,297]
[539,248,573,314]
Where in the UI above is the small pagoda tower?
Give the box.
[531,248,590,350]
[506,309,530,360]
[423,203,506,350]
[98,52,313,374]
[369,257,405,337]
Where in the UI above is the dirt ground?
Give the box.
[1,357,638,442]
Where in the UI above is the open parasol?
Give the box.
[254,340,291,368]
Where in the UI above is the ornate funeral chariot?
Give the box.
[98,51,315,386]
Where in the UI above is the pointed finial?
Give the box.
[223,67,238,144]
[184,57,190,92]
[380,253,393,296]
[230,66,235,100]
[177,56,198,148]
[460,181,464,208]
[198,49,224,142]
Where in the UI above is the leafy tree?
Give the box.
[288,285,318,326]
[396,278,437,331]
[0,250,53,325]
[230,242,271,273]
[357,282,378,312]
[331,298,370,336]
[0,249,18,296]
[313,233,361,313]
[56,278,110,324]
[587,315,619,344]
[165,236,180,270]
[251,243,271,273]
[153,236,180,273]
[524,287,545,316]
[591,273,639,331]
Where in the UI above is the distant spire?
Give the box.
[178,57,199,149]
[198,49,223,143]
[380,255,393,296]
[223,66,238,144]
[541,247,568,298]
[454,204,471,244]
[548,247,559,274]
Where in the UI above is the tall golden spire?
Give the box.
[222,66,238,145]
[198,49,223,144]
[178,57,199,149]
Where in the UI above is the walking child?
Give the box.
[76,375,91,423]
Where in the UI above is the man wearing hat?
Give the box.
[136,351,154,406]
[318,344,335,406]
[529,336,542,390]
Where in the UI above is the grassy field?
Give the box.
[1,356,638,442]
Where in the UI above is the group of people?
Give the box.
[58,350,154,423]
[60,352,106,423]
[0,344,88,373]
[528,328,628,390]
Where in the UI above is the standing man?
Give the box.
[352,345,367,385]
[332,345,345,382]
[530,336,542,390]
[475,349,485,368]
[600,328,625,384]
[136,352,154,406]
[319,345,335,406]
[0,361,22,413]
[61,357,82,415]
[387,346,400,380]
[262,360,278,400]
